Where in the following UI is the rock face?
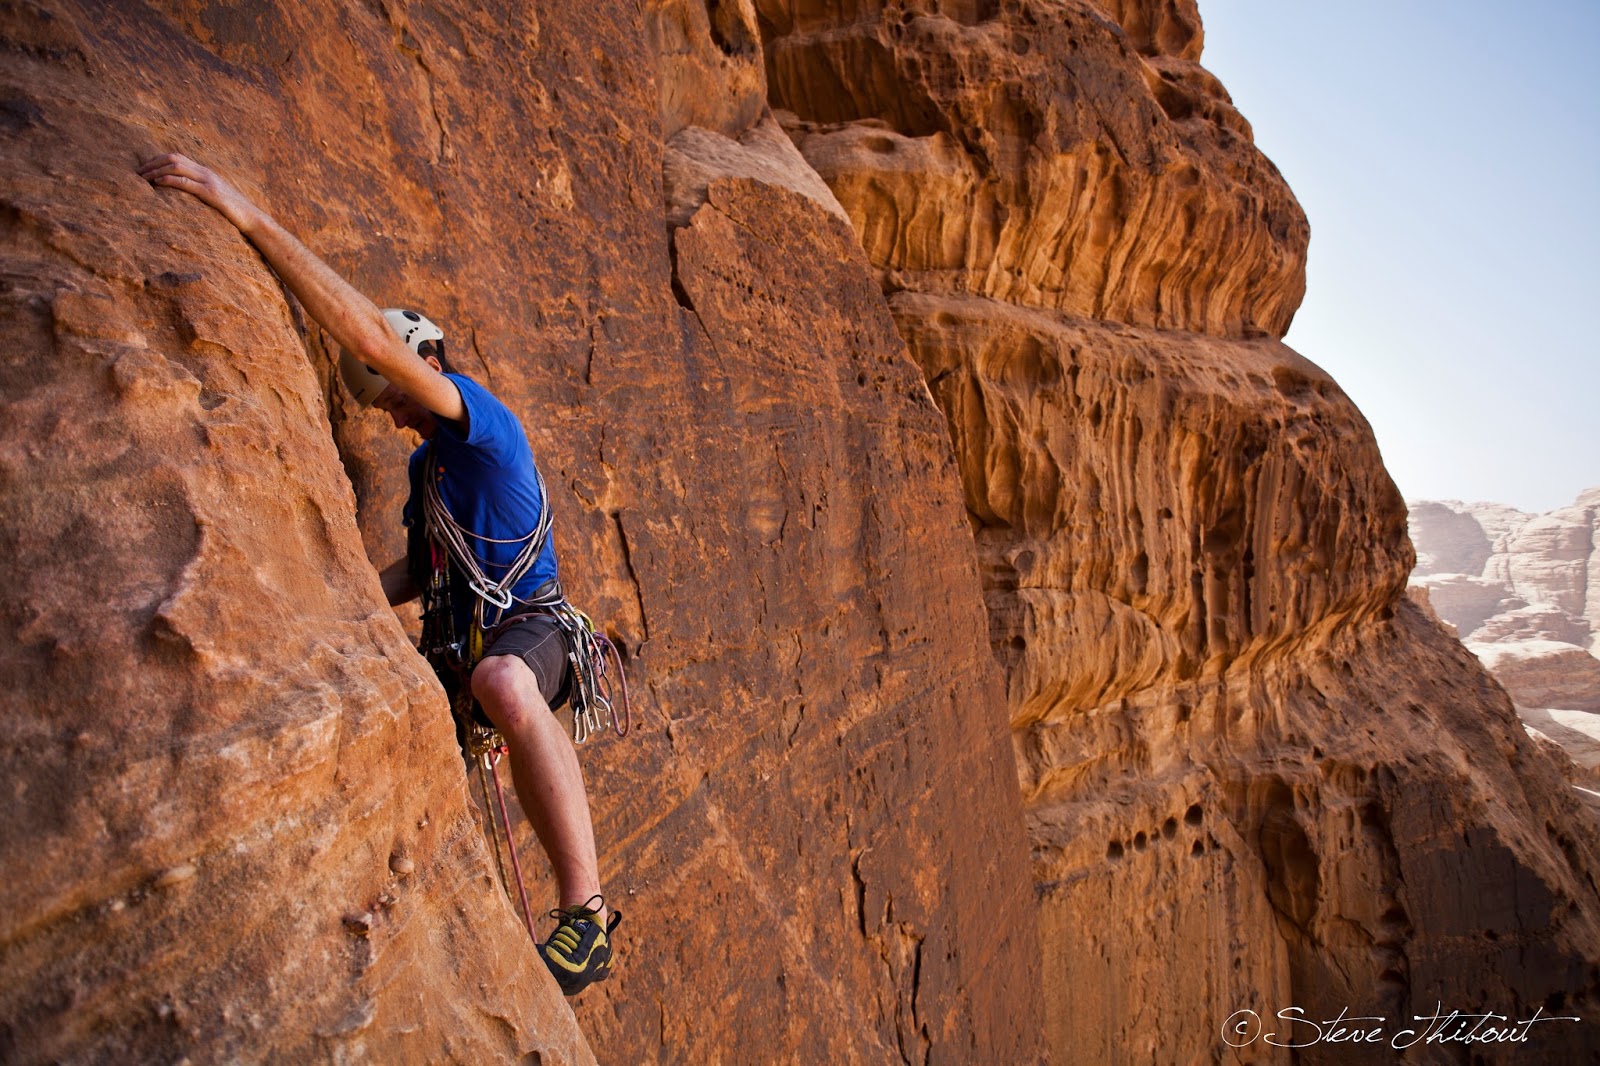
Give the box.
[761,1,1600,1061]
[1410,490,1600,783]
[1,0,1040,1062]
[0,4,591,1059]
[766,0,1307,338]
[5,1,1599,1064]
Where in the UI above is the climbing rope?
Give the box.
[460,719,538,941]
[417,445,632,935]
[474,747,513,912]
[483,739,540,941]
[421,452,632,743]
[422,453,553,629]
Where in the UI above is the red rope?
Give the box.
[600,636,632,738]
[487,746,538,943]
[477,757,511,905]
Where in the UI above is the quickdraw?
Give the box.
[481,605,633,744]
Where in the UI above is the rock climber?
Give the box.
[139,152,620,996]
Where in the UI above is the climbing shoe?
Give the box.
[538,895,621,996]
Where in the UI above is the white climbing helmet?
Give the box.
[338,348,390,406]
[382,307,444,353]
[338,308,445,406]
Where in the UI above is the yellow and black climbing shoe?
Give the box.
[539,895,621,996]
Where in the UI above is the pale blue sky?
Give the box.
[1199,0,1599,514]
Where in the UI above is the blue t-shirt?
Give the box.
[404,374,561,635]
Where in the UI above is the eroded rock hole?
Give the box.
[1259,782,1320,931]
[1360,801,1384,829]
[706,0,757,58]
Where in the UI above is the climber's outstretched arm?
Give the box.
[138,153,464,423]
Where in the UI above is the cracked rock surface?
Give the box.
[1,0,1038,1061]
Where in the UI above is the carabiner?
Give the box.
[468,577,514,611]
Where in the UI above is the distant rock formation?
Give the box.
[1410,489,1600,784]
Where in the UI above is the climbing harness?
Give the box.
[415,446,630,934]
[418,450,632,745]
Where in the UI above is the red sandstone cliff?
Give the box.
[1,0,1039,1060]
[758,0,1600,1061]
[2,0,1598,1063]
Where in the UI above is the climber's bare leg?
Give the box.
[471,654,608,925]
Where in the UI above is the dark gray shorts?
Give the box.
[481,613,573,710]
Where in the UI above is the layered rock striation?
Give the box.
[766,0,1306,338]
[760,0,1600,1061]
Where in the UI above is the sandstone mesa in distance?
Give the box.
[2,0,1599,1064]
[1410,487,1600,797]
